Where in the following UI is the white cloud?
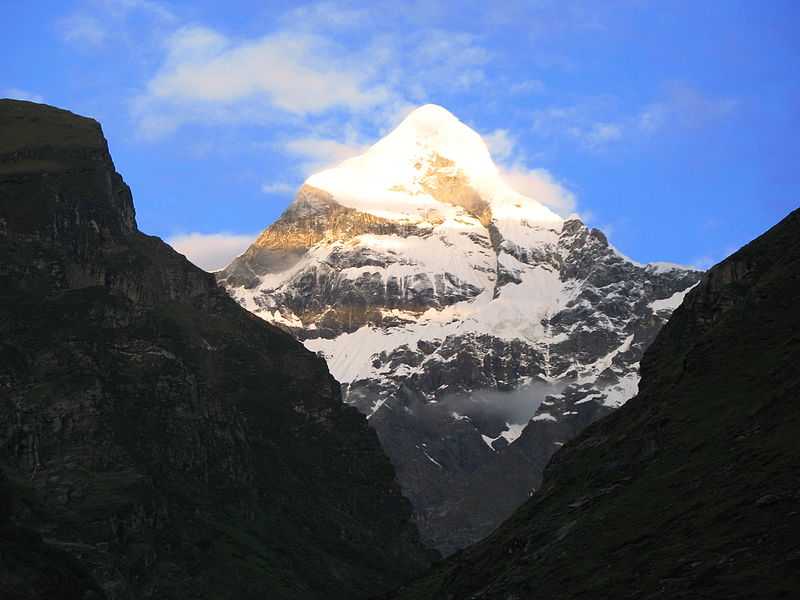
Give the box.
[163,24,228,62]
[478,126,577,216]
[479,127,578,216]
[167,232,257,272]
[2,88,44,103]
[499,165,577,215]
[152,32,388,110]
[133,26,394,138]
[483,129,515,161]
[131,11,495,140]
[261,181,296,194]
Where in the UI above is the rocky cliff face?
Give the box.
[218,104,702,553]
[0,99,433,600]
[1,468,106,600]
[391,207,800,599]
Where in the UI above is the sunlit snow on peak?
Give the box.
[305,104,562,225]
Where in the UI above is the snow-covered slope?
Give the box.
[218,104,702,554]
[306,104,560,224]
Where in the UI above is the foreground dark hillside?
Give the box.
[0,100,433,600]
[392,207,800,599]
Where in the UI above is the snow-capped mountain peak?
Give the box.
[306,103,561,225]
[217,104,702,554]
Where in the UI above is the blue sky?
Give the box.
[3,1,798,270]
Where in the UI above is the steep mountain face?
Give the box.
[219,104,702,553]
[391,208,800,599]
[1,468,105,600]
[0,100,433,600]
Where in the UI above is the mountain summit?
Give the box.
[218,105,702,553]
[305,103,561,225]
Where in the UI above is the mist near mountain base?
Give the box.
[439,381,565,437]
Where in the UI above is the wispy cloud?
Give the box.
[637,83,738,133]
[57,14,107,46]
[409,30,490,90]
[499,165,577,215]
[481,127,577,215]
[690,255,717,270]
[57,0,177,52]
[283,136,368,175]
[509,79,545,95]
[167,232,257,271]
[100,0,176,22]
[483,129,515,161]
[532,98,625,150]
[531,84,736,151]
[690,241,744,271]
[261,181,297,194]
[2,88,44,103]
[575,122,623,147]
[280,1,370,29]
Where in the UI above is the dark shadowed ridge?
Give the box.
[0,100,435,600]
[390,207,800,599]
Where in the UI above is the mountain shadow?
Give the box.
[390,207,800,599]
[0,99,434,600]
